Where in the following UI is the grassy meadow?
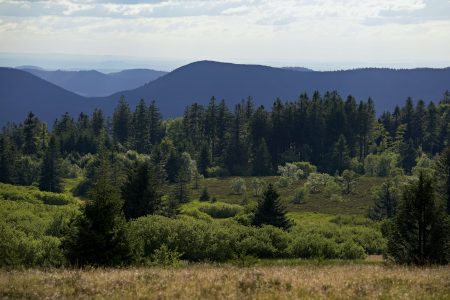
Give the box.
[1,264,449,299]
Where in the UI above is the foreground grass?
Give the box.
[1,265,449,299]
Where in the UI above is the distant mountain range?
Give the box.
[0,68,108,124]
[1,61,450,125]
[17,67,167,97]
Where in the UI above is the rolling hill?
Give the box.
[19,67,167,97]
[0,68,109,124]
[101,61,450,118]
[1,61,450,125]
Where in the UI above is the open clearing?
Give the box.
[1,264,449,299]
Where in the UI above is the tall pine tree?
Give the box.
[122,161,160,220]
[64,147,130,266]
[38,136,62,193]
[252,184,291,230]
[385,172,450,265]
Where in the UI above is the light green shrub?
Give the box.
[291,187,308,204]
[230,177,246,194]
[199,203,243,218]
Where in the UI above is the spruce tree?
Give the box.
[112,96,132,145]
[91,109,105,136]
[199,187,210,201]
[132,99,150,153]
[205,97,218,156]
[400,139,417,174]
[252,138,272,176]
[64,152,130,266]
[436,146,450,214]
[0,135,16,183]
[165,150,181,183]
[198,143,211,176]
[385,172,450,265]
[369,180,399,220]
[148,100,163,146]
[424,101,439,154]
[330,134,350,174]
[38,136,62,193]
[122,161,160,220]
[252,184,291,230]
[22,111,38,155]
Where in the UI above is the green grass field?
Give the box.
[189,176,384,215]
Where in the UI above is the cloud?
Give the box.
[0,0,259,18]
[0,0,449,69]
[365,0,450,25]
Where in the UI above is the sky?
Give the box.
[0,0,449,71]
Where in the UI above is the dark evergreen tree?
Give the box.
[0,135,16,183]
[306,92,325,167]
[64,158,130,266]
[400,139,417,174]
[330,134,350,174]
[252,184,291,230]
[385,172,450,265]
[402,97,415,141]
[122,161,160,220]
[413,100,427,146]
[38,136,62,193]
[436,147,450,214]
[165,150,181,183]
[182,102,205,152]
[173,175,189,204]
[250,106,270,146]
[252,138,272,176]
[112,96,132,145]
[148,100,163,146]
[199,187,210,201]
[225,104,250,175]
[424,101,439,154]
[369,180,399,220]
[344,95,359,156]
[357,99,375,160]
[53,112,77,154]
[132,99,150,153]
[205,97,218,157]
[216,99,232,159]
[22,111,38,155]
[198,143,211,176]
[91,108,105,136]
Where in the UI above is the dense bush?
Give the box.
[230,177,246,194]
[304,173,338,194]
[128,216,237,262]
[199,202,243,218]
[0,220,65,267]
[127,213,383,262]
[277,161,317,181]
[0,183,76,206]
[291,187,308,204]
[0,184,78,267]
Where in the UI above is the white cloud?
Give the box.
[0,0,449,69]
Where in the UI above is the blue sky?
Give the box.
[0,0,449,71]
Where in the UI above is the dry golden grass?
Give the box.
[1,264,449,299]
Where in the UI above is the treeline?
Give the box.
[2,91,450,182]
